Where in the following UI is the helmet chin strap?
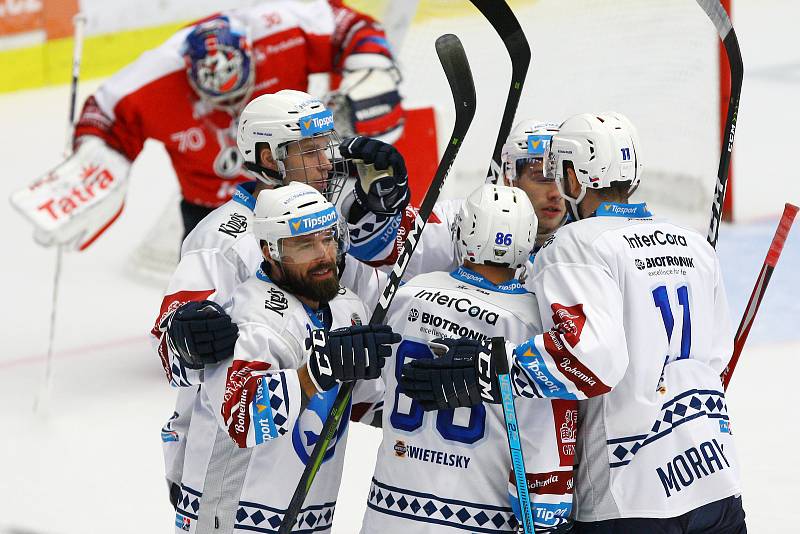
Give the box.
[557,176,588,221]
[244,161,284,187]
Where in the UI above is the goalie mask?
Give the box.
[501,119,560,185]
[453,184,538,270]
[237,90,350,203]
[182,16,254,108]
[544,112,644,220]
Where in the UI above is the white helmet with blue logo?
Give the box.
[454,184,538,270]
[544,111,643,219]
[501,119,560,185]
[253,182,347,263]
[237,90,349,201]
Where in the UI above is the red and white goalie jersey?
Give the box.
[509,202,741,521]
[74,0,396,208]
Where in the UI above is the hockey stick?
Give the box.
[468,0,531,183]
[721,203,798,390]
[696,0,743,249]
[278,33,477,533]
[35,13,87,413]
[492,337,535,534]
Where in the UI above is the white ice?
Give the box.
[1,1,798,532]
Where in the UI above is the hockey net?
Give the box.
[127,0,726,284]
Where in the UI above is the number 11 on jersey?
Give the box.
[652,284,692,362]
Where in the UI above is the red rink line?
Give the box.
[0,335,150,370]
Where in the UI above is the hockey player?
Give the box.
[152,90,409,507]
[401,113,746,533]
[345,120,566,282]
[11,0,403,250]
[173,181,399,533]
[344,184,575,533]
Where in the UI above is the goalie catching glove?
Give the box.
[340,135,410,216]
[305,324,400,393]
[400,338,502,411]
[9,136,131,251]
[326,65,404,143]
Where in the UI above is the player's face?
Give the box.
[277,229,340,303]
[283,136,334,193]
[513,160,567,238]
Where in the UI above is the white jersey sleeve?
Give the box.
[151,185,262,387]
[509,204,740,521]
[202,277,307,447]
[345,197,462,279]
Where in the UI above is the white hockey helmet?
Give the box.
[501,119,560,185]
[253,182,348,264]
[237,90,349,201]
[454,184,538,269]
[544,112,643,219]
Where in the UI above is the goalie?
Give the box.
[10,0,403,251]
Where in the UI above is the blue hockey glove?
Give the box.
[166,300,239,369]
[400,338,501,411]
[306,324,400,392]
[340,136,410,216]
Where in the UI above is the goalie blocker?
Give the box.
[10,136,130,251]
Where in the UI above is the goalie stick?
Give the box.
[35,13,87,413]
[492,337,536,534]
[697,0,743,249]
[278,33,477,533]
[468,0,531,184]
[721,203,798,390]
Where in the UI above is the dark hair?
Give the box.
[563,160,631,202]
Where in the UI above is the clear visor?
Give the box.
[507,157,553,185]
[544,150,559,181]
[276,220,349,266]
[281,132,350,204]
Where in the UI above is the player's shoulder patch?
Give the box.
[217,210,250,239]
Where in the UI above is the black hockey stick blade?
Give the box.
[697,0,743,248]
[278,34,476,534]
[469,0,531,183]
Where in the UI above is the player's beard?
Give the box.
[279,259,340,304]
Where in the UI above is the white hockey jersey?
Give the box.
[176,268,383,533]
[152,182,384,491]
[152,183,264,486]
[359,267,576,533]
[509,202,740,521]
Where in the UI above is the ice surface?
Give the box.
[1,1,798,531]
